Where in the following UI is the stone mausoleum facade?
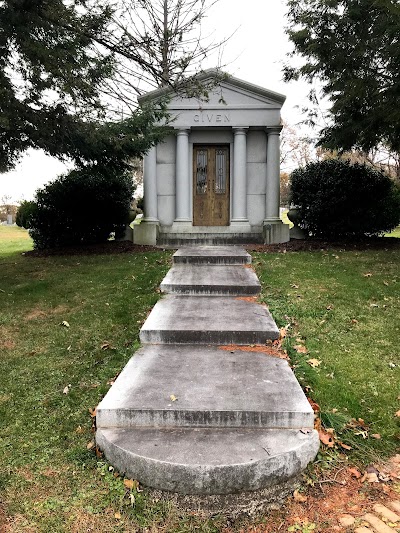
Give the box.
[133,69,289,246]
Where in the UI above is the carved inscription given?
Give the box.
[193,113,230,124]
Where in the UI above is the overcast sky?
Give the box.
[0,0,314,203]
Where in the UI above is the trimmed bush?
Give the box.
[30,166,134,249]
[15,200,37,229]
[290,159,400,239]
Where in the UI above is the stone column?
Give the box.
[265,127,282,221]
[232,127,249,222]
[143,146,158,222]
[175,128,191,222]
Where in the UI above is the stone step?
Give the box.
[173,246,252,265]
[96,345,314,430]
[160,264,260,295]
[139,295,279,345]
[96,426,320,495]
[158,234,264,246]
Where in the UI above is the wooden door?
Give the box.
[193,145,230,226]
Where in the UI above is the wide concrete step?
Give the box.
[96,346,314,430]
[139,295,279,345]
[160,264,260,295]
[96,426,320,495]
[173,246,252,265]
[158,234,264,246]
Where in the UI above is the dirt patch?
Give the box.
[0,339,15,350]
[246,237,400,254]
[24,241,163,257]
[25,304,68,321]
[235,296,258,303]
[219,344,289,360]
[0,504,7,533]
[236,457,400,533]
[69,508,119,533]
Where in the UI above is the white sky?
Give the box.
[0,0,314,203]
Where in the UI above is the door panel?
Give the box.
[193,145,230,226]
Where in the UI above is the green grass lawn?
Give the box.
[0,226,399,531]
[254,249,400,461]
[387,226,400,238]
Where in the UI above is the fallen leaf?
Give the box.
[101,341,111,350]
[61,320,70,328]
[124,479,134,490]
[87,441,95,450]
[293,489,307,502]
[88,407,97,418]
[170,394,177,402]
[370,303,379,308]
[351,318,359,324]
[348,467,361,479]
[114,512,121,520]
[361,471,379,483]
[319,429,335,447]
[363,272,373,277]
[326,304,334,310]
[371,433,381,439]
[307,359,322,368]
[75,425,84,434]
[279,327,288,340]
[307,398,320,412]
[395,410,400,417]
[294,345,308,354]
[63,384,71,395]
[355,430,369,439]
[338,441,352,450]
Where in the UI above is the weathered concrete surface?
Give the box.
[140,295,279,344]
[173,246,251,265]
[160,264,260,295]
[96,345,314,429]
[145,478,300,518]
[96,426,320,495]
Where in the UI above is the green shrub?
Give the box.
[29,166,134,249]
[290,159,400,239]
[15,200,37,229]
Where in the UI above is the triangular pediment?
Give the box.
[138,69,286,110]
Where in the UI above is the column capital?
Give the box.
[232,127,249,134]
[174,127,191,135]
[266,126,283,135]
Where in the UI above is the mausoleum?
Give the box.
[134,69,290,246]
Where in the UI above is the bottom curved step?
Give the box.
[96,427,319,495]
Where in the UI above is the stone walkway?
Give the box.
[342,501,400,532]
[96,247,319,509]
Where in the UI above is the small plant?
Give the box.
[29,166,134,249]
[15,200,37,229]
[290,159,400,239]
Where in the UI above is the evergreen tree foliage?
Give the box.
[284,0,400,154]
[0,0,168,171]
[290,159,400,239]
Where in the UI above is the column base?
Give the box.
[230,218,249,225]
[133,221,160,246]
[263,220,290,244]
